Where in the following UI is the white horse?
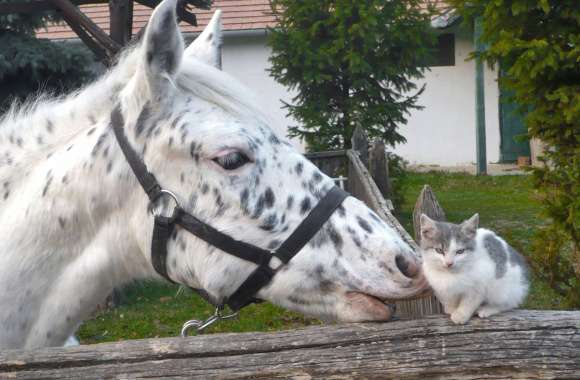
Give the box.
[0,0,427,349]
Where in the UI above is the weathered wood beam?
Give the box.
[369,139,391,199]
[135,0,197,26]
[413,184,447,242]
[0,310,577,379]
[351,125,369,167]
[0,0,107,14]
[109,0,133,45]
[59,9,109,62]
[49,0,121,61]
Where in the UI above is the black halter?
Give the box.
[110,106,349,311]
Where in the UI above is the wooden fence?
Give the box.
[1,310,578,379]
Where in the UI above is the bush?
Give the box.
[449,0,579,306]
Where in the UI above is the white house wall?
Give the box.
[393,28,501,165]
[221,34,302,151]
[219,30,500,165]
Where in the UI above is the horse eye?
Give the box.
[456,249,465,255]
[213,151,251,170]
[435,248,444,255]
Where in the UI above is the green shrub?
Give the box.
[450,0,579,307]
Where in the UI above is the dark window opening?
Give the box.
[430,33,455,67]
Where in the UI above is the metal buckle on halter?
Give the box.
[148,189,181,219]
[180,305,239,337]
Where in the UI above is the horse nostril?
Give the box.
[395,254,418,278]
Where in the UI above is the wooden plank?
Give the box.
[304,150,347,160]
[413,184,447,242]
[0,310,578,379]
[50,0,121,59]
[109,0,133,45]
[0,0,107,14]
[369,139,391,199]
[347,150,443,316]
[351,125,369,166]
[348,150,405,240]
[305,150,347,180]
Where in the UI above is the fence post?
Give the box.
[351,125,369,167]
[412,185,447,242]
[369,139,391,199]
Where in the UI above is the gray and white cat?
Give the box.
[419,213,529,325]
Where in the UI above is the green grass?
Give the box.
[78,171,565,344]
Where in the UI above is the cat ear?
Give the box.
[184,10,222,69]
[461,213,479,238]
[139,0,184,101]
[420,214,437,238]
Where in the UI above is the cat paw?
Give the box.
[450,311,471,325]
[477,307,499,318]
[443,306,457,315]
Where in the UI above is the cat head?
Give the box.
[419,214,479,270]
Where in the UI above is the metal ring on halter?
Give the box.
[148,189,181,218]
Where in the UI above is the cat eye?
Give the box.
[435,248,444,255]
[212,151,251,171]
[456,249,465,255]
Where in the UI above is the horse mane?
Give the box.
[176,57,268,125]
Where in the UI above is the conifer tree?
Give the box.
[268,0,435,151]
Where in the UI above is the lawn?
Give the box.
[77,171,565,344]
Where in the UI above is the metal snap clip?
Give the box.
[180,306,239,337]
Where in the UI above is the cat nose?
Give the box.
[445,261,454,268]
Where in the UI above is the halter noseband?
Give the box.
[111,106,348,316]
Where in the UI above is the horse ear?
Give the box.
[184,10,222,69]
[140,0,184,99]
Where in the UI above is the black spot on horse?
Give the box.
[240,188,250,213]
[58,217,66,229]
[295,162,303,175]
[201,183,209,194]
[42,174,53,197]
[268,239,281,250]
[252,195,266,219]
[264,187,275,208]
[134,104,151,138]
[300,197,311,215]
[260,213,278,231]
[357,216,373,234]
[287,196,294,210]
[86,127,96,136]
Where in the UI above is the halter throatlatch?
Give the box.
[111,105,349,334]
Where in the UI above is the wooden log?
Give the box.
[348,151,443,316]
[0,0,108,14]
[369,139,391,199]
[305,150,347,180]
[50,0,121,61]
[351,125,369,167]
[413,184,447,243]
[0,310,577,379]
[109,0,133,45]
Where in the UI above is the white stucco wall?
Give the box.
[218,29,501,165]
[221,33,302,151]
[392,28,500,165]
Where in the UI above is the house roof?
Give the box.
[36,0,449,40]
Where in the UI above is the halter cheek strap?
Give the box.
[110,105,348,312]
